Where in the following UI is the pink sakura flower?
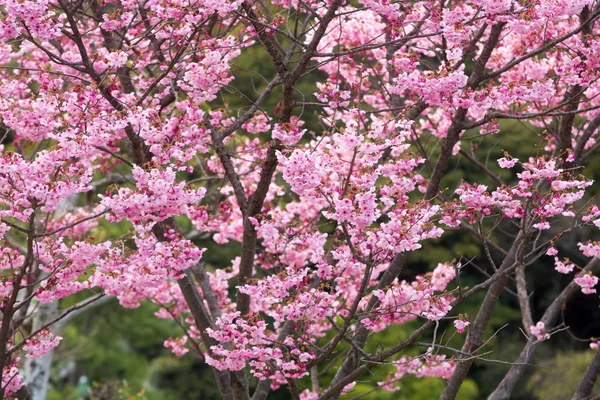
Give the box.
[533,221,550,230]
[272,123,306,146]
[498,157,518,169]
[164,336,189,356]
[342,382,356,394]
[100,13,125,31]
[242,114,271,134]
[314,86,352,109]
[2,365,23,398]
[454,319,470,333]
[546,247,559,256]
[422,297,453,321]
[582,206,600,228]
[105,51,128,68]
[377,354,455,391]
[530,322,550,341]
[554,257,575,274]
[0,280,13,299]
[0,223,9,239]
[446,47,463,63]
[575,273,599,295]
[299,390,319,400]
[23,330,62,359]
[579,242,600,259]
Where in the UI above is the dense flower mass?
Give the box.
[0,0,598,399]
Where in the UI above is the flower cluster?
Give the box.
[22,330,62,360]
[205,312,314,382]
[100,166,206,224]
[91,230,205,308]
[378,354,455,392]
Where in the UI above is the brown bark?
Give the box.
[489,258,600,400]
[572,349,600,400]
[439,234,524,400]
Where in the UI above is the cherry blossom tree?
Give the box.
[0,0,600,399]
